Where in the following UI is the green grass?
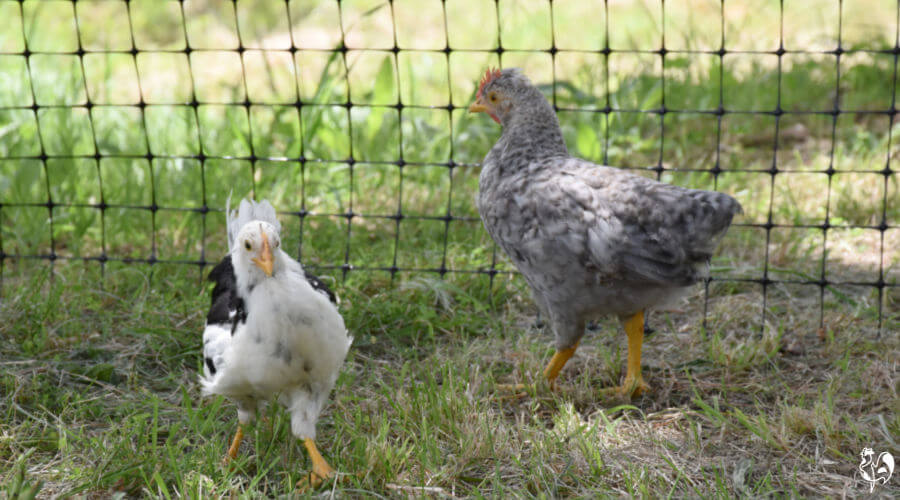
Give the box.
[2,0,899,497]
[1,265,897,497]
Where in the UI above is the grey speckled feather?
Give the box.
[475,69,742,349]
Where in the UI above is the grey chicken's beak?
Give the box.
[468,98,489,114]
[252,231,274,277]
[469,96,500,124]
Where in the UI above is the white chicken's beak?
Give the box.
[251,231,274,277]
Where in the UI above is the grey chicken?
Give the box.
[469,68,741,398]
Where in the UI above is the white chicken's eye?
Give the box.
[244,240,252,250]
[274,240,279,248]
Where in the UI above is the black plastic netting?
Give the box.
[0,0,896,335]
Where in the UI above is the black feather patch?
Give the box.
[304,271,338,305]
[206,255,247,335]
[205,357,217,375]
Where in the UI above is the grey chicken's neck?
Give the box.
[492,95,569,171]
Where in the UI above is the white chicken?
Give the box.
[200,198,351,489]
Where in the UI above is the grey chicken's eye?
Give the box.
[489,92,498,102]
[244,240,252,251]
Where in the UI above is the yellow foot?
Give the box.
[494,382,529,400]
[296,462,336,492]
[624,376,650,397]
[598,377,650,401]
[222,425,244,464]
[296,438,337,492]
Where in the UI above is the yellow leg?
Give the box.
[494,339,581,396]
[543,339,580,386]
[296,438,336,491]
[223,425,244,463]
[622,310,649,397]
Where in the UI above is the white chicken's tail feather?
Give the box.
[200,323,232,396]
[198,373,218,396]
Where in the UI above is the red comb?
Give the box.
[476,67,502,99]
